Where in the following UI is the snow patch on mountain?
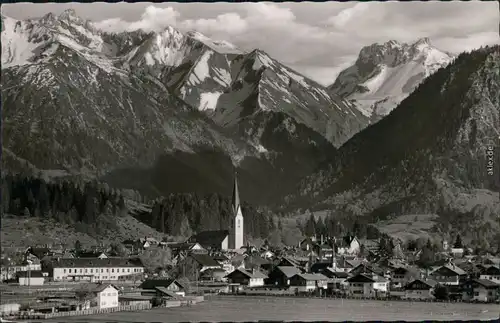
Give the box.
[1,16,40,67]
[186,31,244,54]
[252,51,274,70]
[188,50,213,85]
[199,92,222,111]
[212,67,232,87]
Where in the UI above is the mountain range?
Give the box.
[1,10,364,205]
[2,9,499,245]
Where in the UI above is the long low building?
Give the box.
[51,257,145,282]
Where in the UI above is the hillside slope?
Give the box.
[291,46,500,245]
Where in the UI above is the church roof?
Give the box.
[189,230,229,250]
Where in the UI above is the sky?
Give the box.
[2,2,499,85]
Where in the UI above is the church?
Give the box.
[188,172,245,251]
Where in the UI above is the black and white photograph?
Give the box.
[0,1,499,322]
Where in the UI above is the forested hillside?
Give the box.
[0,174,279,242]
[135,193,275,239]
[1,173,128,237]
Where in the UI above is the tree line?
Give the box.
[300,211,383,241]
[1,173,127,236]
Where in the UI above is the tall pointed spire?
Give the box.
[232,170,240,215]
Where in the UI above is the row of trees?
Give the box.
[301,212,382,240]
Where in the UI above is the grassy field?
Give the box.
[374,214,439,241]
[42,295,500,322]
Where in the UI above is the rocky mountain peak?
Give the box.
[40,12,57,25]
[412,37,431,47]
[329,37,454,121]
[58,9,78,21]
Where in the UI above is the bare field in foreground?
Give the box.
[42,295,500,322]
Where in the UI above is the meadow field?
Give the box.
[40,295,500,322]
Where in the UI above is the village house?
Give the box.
[289,273,328,294]
[404,279,437,300]
[323,270,349,290]
[78,251,108,259]
[337,236,361,256]
[299,237,318,252]
[200,268,228,282]
[177,253,222,281]
[390,267,420,289]
[243,255,272,272]
[75,283,120,309]
[1,262,42,281]
[51,257,145,282]
[140,279,186,297]
[315,243,334,261]
[267,266,302,287]
[170,242,207,256]
[429,264,467,286]
[462,279,500,302]
[25,246,52,262]
[225,268,268,288]
[479,265,500,284]
[349,263,387,280]
[333,257,361,273]
[451,247,464,258]
[277,257,302,268]
[310,262,332,275]
[230,254,247,270]
[346,274,389,297]
[211,254,234,273]
[16,270,45,286]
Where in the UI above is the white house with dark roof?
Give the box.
[429,264,467,286]
[267,266,302,287]
[16,270,45,286]
[75,283,120,309]
[462,279,500,302]
[479,265,500,284]
[346,274,389,297]
[289,273,328,293]
[52,257,145,282]
[140,279,186,297]
[225,268,267,287]
[337,236,361,256]
[404,278,438,300]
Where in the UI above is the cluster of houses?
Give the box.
[2,231,500,306]
[166,233,500,303]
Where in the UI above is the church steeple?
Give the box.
[230,169,244,250]
[232,170,240,215]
